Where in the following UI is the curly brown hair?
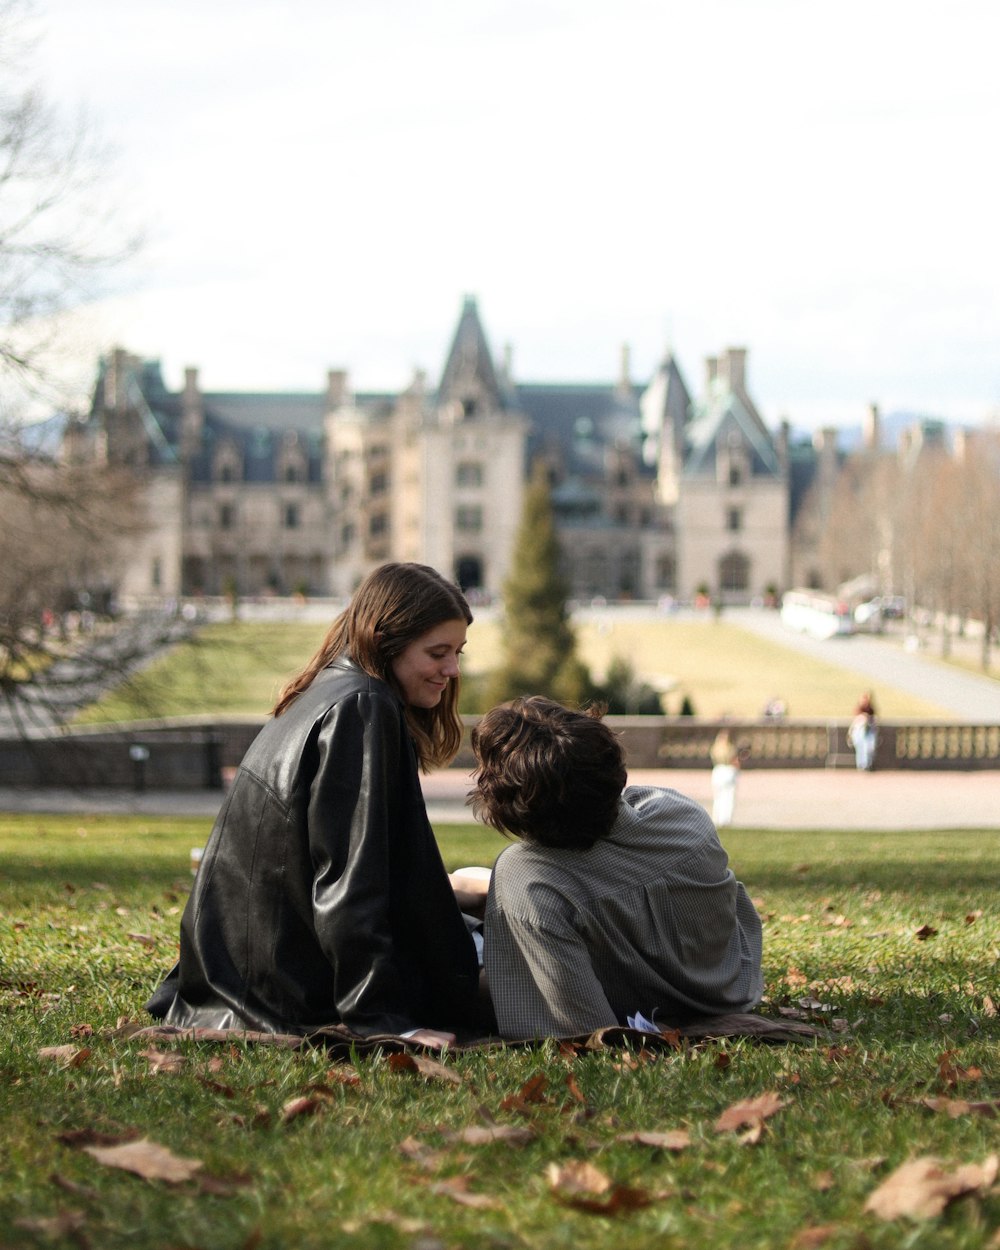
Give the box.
[468,696,627,850]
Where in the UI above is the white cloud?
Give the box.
[14,0,1000,426]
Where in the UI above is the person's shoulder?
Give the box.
[282,660,400,727]
[615,785,719,851]
[621,784,710,823]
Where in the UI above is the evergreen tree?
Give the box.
[485,463,592,707]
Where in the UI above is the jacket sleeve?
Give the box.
[304,689,420,1036]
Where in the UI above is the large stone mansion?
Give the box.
[67,296,835,605]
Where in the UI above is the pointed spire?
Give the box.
[437,295,505,416]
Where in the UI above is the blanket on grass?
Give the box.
[112,1012,825,1056]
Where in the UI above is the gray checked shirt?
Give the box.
[484,785,764,1039]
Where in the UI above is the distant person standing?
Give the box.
[848,692,878,771]
[710,728,743,827]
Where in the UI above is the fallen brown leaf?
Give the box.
[921,1096,1000,1119]
[937,1050,983,1087]
[279,1095,325,1124]
[387,1052,463,1085]
[790,1226,841,1249]
[864,1153,998,1220]
[429,1176,501,1209]
[140,1047,186,1074]
[50,1172,100,1201]
[446,1125,535,1147]
[500,1073,550,1112]
[914,924,938,941]
[37,1045,91,1069]
[547,1163,662,1213]
[398,1135,448,1172]
[714,1091,787,1134]
[564,1072,587,1104]
[83,1137,203,1184]
[615,1129,691,1151]
[13,1210,86,1239]
[126,932,156,947]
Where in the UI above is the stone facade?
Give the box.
[69,297,792,605]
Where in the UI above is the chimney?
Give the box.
[502,342,514,381]
[813,426,839,487]
[705,355,718,391]
[181,365,203,457]
[863,402,880,451]
[720,347,747,393]
[617,343,632,396]
[326,369,348,410]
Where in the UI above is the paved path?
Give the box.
[728,608,1000,719]
[2,767,996,831]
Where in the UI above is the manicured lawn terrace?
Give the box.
[79,615,956,723]
[1,814,997,1249]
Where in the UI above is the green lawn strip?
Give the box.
[1,816,997,1249]
[74,617,957,725]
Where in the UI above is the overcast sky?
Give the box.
[27,0,1000,429]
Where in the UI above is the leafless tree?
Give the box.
[0,0,159,730]
[0,0,138,414]
[952,435,1000,670]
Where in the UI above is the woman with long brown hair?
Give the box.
[147,563,481,1047]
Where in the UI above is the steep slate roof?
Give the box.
[640,351,693,465]
[436,295,509,411]
[89,358,182,467]
[516,382,647,478]
[683,384,782,479]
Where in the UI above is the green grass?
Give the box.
[79,615,956,724]
[1,814,997,1249]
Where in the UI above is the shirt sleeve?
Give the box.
[485,893,618,1039]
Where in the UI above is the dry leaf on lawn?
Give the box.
[864,1154,999,1220]
[429,1176,501,1209]
[922,1096,1000,1119]
[387,1052,463,1085]
[547,1164,661,1214]
[447,1125,536,1147]
[279,1096,325,1124]
[546,1159,611,1196]
[37,1045,91,1069]
[790,1226,841,1249]
[83,1137,203,1184]
[615,1129,691,1151]
[500,1073,550,1112]
[714,1091,787,1133]
[398,1135,448,1171]
[141,1047,186,1074]
[14,1210,86,1239]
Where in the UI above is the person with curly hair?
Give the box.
[468,696,763,1039]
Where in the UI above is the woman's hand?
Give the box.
[406,1028,456,1049]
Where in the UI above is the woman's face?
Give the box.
[390,618,467,709]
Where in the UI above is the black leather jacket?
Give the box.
[146,657,479,1036]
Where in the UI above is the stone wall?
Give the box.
[3,716,997,791]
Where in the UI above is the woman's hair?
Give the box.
[273,563,472,770]
[469,696,627,850]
